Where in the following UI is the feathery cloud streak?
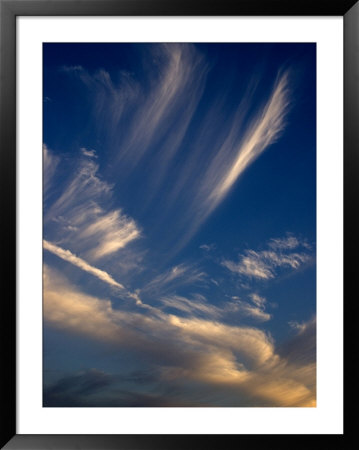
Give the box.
[229,295,271,322]
[119,44,208,169]
[160,294,220,318]
[222,235,312,280]
[64,44,208,197]
[62,47,291,252]
[43,144,59,203]
[175,71,291,248]
[160,293,271,322]
[207,72,290,209]
[43,240,124,289]
[143,264,206,295]
[44,148,141,262]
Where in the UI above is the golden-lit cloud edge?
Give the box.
[44,264,316,407]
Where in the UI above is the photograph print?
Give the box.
[43,43,316,407]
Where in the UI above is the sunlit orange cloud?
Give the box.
[44,264,316,407]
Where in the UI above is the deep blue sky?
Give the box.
[43,43,316,407]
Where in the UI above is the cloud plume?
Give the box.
[173,71,291,247]
[43,240,124,289]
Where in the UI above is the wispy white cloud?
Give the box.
[118,44,208,170]
[222,234,312,280]
[239,303,271,322]
[66,45,208,203]
[206,72,290,210]
[43,144,59,201]
[269,235,300,250]
[199,243,216,252]
[160,294,220,318]
[44,240,156,310]
[43,240,124,289]
[44,149,141,262]
[143,263,206,294]
[126,290,145,307]
[80,147,97,158]
[63,64,140,132]
[229,295,271,322]
[223,251,274,280]
[250,293,267,308]
[173,71,291,248]
[45,157,111,223]
[79,210,140,260]
[289,320,308,333]
[160,291,271,323]
[269,235,313,252]
[61,51,293,256]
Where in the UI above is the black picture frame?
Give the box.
[1,0,357,448]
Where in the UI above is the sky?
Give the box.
[43,43,316,407]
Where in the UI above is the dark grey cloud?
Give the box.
[43,368,198,407]
[43,368,113,407]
